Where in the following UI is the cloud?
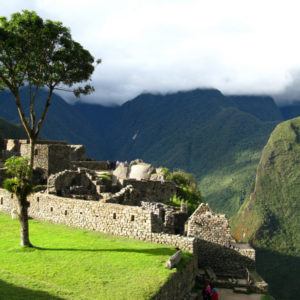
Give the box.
[2,0,300,105]
[272,71,300,105]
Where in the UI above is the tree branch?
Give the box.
[14,92,31,138]
[34,87,54,138]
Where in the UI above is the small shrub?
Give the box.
[166,169,204,214]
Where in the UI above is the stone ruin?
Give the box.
[0,138,268,295]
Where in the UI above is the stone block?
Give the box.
[166,250,182,269]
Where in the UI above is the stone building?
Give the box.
[1,139,86,178]
[0,139,268,296]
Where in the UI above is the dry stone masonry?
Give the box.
[0,138,268,297]
[0,188,195,252]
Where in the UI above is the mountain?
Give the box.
[0,88,109,159]
[231,117,300,299]
[231,117,300,253]
[2,87,299,298]
[0,118,26,139]
[279,101,300,120]
[86,89,282,217]
[0,88,282,217]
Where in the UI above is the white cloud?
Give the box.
[2,0,300,104]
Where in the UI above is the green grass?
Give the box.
[0,211,192,300]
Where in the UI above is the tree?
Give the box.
[3,157,34,246]
[0,10,99,246]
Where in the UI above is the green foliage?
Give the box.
[3,156,34,198]
[0,211,192,300]
[0,9,98,146]
[98,172,111,181]
[232,117,300,257]
[4,156,31,178]
[160,167,170,176]
[167,194,184,208]
[0,10,96,93]
[0,10,98,246]
[167,169,204,213]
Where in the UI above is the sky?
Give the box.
[2,0,300,105]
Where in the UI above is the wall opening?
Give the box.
[113,213,116,219]
[0,197,3,205]
[50,207,53,212]
[11,194,14,199]
[37,197,40,202]
[131,215,135,221]
[65,210,67,216]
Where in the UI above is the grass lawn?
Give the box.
[0,211,192,300]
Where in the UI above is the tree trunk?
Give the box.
[29,137,36,171]
[17,195,33,247]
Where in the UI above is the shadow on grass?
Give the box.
[34,246,176,256]
[255,248,300,300]
[0,278,64,300]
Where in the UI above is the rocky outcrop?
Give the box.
[129,162,155,180]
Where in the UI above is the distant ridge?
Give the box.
[0,117,26,139]
[0,87,293,217]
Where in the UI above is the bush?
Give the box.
[166,169,204,213]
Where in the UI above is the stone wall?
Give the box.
[141,201,188,235]
[3,139,86,177]
[71,161,107,171]
[48,144,72,175]
[151,256,197,300]
[150,233,196,253]
[121,179,176,204]
[231,243,256,261]
[187,203,256,275]
[0,188,195,252]
[187,203,232,246]
[195,240,256,277]
[47,169,99,200]
[69,145,86,161]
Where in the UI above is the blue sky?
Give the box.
[2,0,300,105]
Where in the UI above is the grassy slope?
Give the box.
[231,117,300,254]
[0,212,191,300]
[231,117,300,300]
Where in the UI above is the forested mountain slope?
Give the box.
[0,88,283,216]
[231,117,300,299]
[231,117,300,254]
[0,118,26,139]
